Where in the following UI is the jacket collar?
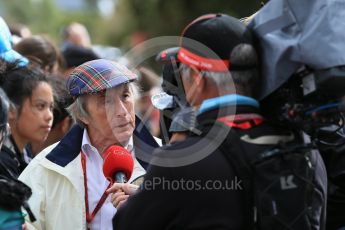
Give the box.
[133,117,159,169]
[46,116,159,169]
[45,124,84,167]
[197,94,261,125]
[198,94,259,115]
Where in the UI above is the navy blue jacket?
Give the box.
[46,117,159,170]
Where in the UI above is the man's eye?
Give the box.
[123,93,131,99]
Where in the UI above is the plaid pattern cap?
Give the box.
[66,59,137,97]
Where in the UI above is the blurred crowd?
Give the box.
[1,1,345,229]
[0,16,163,229]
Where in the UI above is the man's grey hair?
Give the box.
[229,43,259,96]
[66,82,139,126]
[66,95,89,127]
[180,43,258,96]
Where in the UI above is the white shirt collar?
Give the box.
[81,129,97,157]
[124,136,134,154]
[81,130,134,156]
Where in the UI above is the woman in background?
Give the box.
[14,35,64,74]
[0,59,54,177]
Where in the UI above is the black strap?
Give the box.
[0,158,16,178]
[218,124,256,230]
[201,121,255,229]
[8,135,28,171]
[0,160,36,222]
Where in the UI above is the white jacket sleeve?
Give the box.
[19,152,49,230]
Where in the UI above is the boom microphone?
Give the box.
[103,146,134,183]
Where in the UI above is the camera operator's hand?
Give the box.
[107,183,139,209]
[170,132,189,144]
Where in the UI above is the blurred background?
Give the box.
[0,0,262,50]
[0,0,265,138]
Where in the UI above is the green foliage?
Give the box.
[110,0,262,48]
[0,0,103,45]
[0,0,262,48]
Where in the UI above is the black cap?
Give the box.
[178,13,254,72]
[62,44,100,68]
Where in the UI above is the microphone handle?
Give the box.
[114,172,128,183]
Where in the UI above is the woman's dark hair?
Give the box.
[14,36,63,73]
[0,58,49,113]
[47,74,73,128]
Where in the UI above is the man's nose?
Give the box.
[109,96,128,117]
[117,101,128,116]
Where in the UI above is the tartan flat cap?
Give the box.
[66,59,137,97]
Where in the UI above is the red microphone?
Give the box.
[103,145,134,183]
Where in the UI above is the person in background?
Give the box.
[29,74,74,155]
[0,85,35,230]
[135,66,161,137]
[0,87,34,230]
[0,87,10,176]
[19,59,161,230]
[14,35,64,74]
[14,35,65,156]
[0,16,28,67]
[8,23,32,45]
[0,16,53,177]
[44,75,74,148]
[0,59,54,177]
[61,43,100,77]
[61,22,92,49]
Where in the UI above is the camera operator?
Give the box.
[112,13,327,230]
[247,1,345,229]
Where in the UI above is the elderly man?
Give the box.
[112,14,327,229]
[19,59,160,230]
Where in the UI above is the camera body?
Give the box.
[261,66,345,137]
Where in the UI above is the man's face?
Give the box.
[83,83,136,147]
[180,65,202,107]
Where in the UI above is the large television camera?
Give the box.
[250,1,345,228]
[248,0,345,147]
[261,66,345,140]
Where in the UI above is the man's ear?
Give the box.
[60,116,73,134]
[186,66,206,106]
[79,115,89,125]
[190,66,205,90]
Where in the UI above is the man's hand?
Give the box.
[107,183,139,209]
